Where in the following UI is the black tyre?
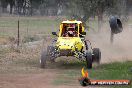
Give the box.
[40,50,47,68]
[86,52,92,69]
[47,46,56,62]
[109,16,123,34]
[92,48,101,64]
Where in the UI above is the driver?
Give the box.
[67,30,74,37]
[66,27,75,37]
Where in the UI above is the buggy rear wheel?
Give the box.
[92,48,101,64]
[86,52,92,69]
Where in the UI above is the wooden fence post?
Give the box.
[17,20,20,47]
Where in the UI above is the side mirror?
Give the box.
[81,32,86,35]
[52,32,57,36]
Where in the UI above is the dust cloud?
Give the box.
[88,22,132,63]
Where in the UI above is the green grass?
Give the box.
[0,16,110,38]
[0,16,63,44]
[90,62,132,80]
[0,17,61,38]
[53,61,132,87]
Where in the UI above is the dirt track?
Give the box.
[0,73,54,88]
[0,74,86,88]
[0,68,85,88]
[0,70,79,88]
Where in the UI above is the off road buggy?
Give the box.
[40,20,101,69]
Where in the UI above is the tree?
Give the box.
[61,0,128,31]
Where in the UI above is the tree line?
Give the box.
[0,0,131,22]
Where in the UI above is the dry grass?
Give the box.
[0,42,43,74]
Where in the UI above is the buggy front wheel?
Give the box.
[86,52,93,69]
[92,48,101,64]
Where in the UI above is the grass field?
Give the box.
[0,16,132,88]
[52,61,132,87]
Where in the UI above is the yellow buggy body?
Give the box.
[40,20,101,69]
[56,20,85,52]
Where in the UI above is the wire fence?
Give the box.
[0,16,61,45]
